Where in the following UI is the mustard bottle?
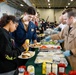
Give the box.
[25,39,29,52]
[42,62,46,74]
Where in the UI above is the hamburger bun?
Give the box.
[22,52,31,58]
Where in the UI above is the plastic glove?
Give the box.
[63,50,71,57]
[58,40,64,43]
[45,36,51,41]
[52,30,59,34]
[54,28,58,31]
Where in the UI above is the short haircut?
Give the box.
[62,8,76,18]
[26,6,36,15]
[0,15,18,27]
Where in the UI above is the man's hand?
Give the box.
[63,50,71,57]
[44,36,51,41]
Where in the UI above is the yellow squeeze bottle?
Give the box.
[42,62,46,74]
[25,39,29,52]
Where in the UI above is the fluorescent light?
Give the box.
[20,4,24,7]
[48,3,50,5]
[68,3,70,5]
[71,0,73,1]
[66,6,68,8]
[47,0,50,2]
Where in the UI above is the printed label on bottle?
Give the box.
[59,67,65,73]
[27,65,35,75]
[46,64,51,75]
[52,64,58,75]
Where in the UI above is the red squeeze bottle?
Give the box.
[24,71,30,75]
[48,72,56,75]
[58,63,66,75]
[69,70,76,75]
[62,73,67,75]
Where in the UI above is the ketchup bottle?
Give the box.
[24,71,30,75]
[69,70,76,75]
[62,73,67,75]
[58,63,66,75]
[48,72,56,75]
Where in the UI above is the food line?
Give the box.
[17,36,73,75]
[17,30,73,75]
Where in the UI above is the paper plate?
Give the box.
[18,51,35,59]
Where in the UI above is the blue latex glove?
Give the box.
[52,30,59,34]
[54,28,58,31]
[45,36,51,41]
[63,50,71,57]
[58,40,64,43]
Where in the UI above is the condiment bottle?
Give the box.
[46,63,51,75]
[69,70,76,75]
[62,73,67,75]
[18,66,26,75]
[24,71,30,75]
[58,63,66,75]
[48,72,56,75]
[27,65,35,75]
[52,63,58,75]
[25,39,29,52]
[42,62,46,74]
